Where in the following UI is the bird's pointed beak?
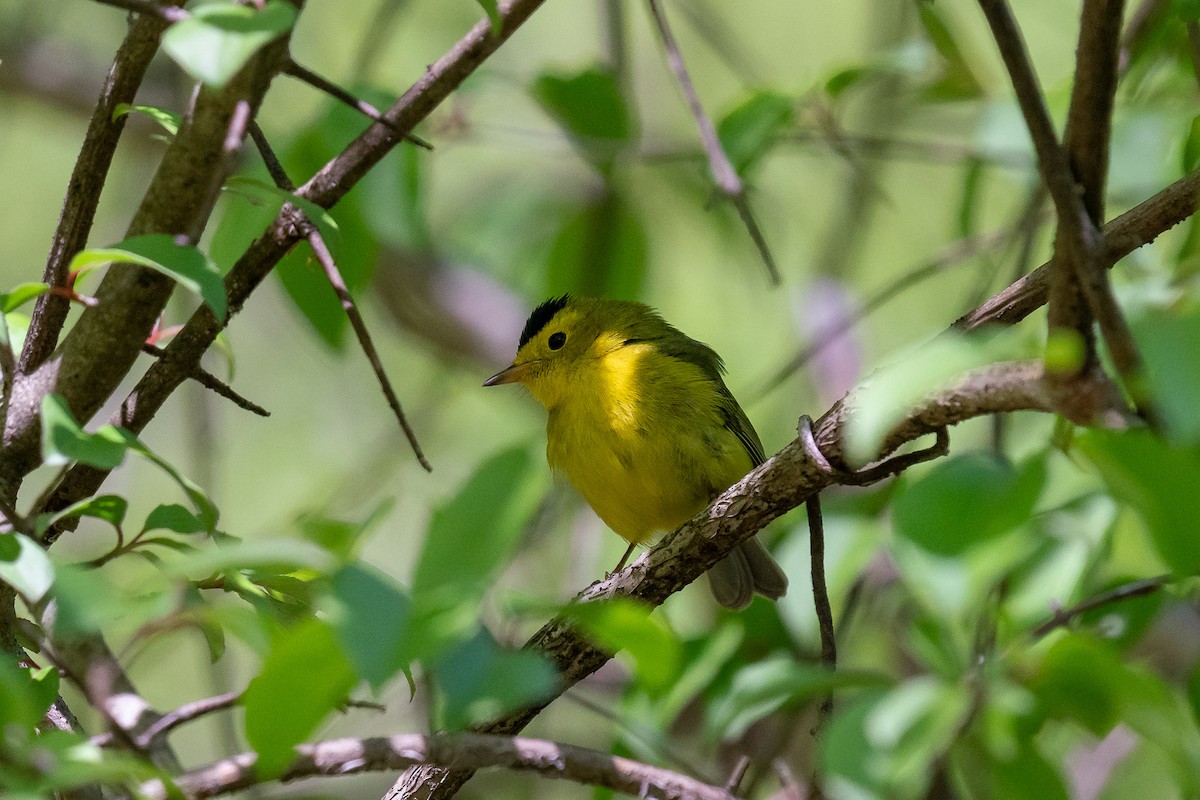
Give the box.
[483,362,529,387]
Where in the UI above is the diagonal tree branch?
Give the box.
[388,360,1069,799]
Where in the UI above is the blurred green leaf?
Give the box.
[1032,634,1123,735]
[69,234,226,320]
[329,563,411,691]
[297,501,392,562]
[893,453,1045,556]
[707,653,891,740]
[40,394,128,470]
[0,283,49,314]
[956,158,985,239]
[1184,116,1200,173]
[0,660,57,729]
[164,537,334,580]
[0,533,53,603]
[403,446,543,661]
[51,564,171,636]
[845,332,1015,465]
[1133,304,1200,443]
[533,66,632,168]
[717,92,794,176]
[865,677,972,796]
[142,503,207,535]
[475,0,501,35]
[544,191,646,299]
[1175,0,1200,22]
[162,0,297,87]
[433,629,558,730]
[242,618,356,777]
[917,3,984,100]
[112,103,181,135]
[1076,428,1200,575]
[566,599,683,698]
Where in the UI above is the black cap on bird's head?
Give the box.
[518,294,570,350]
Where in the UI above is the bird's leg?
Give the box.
[608,542,638,577]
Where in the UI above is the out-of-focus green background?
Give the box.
[3,0,1196,796]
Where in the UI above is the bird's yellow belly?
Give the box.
[546,406,741,544]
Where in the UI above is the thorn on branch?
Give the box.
[645,0,779,285]
[283,59,434,150]
[140,344,270,417]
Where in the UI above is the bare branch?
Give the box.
[139,732,741,800]
[140,344,269,417]
[956,170,1200,329]
[248,122,430,469]
[1032,575,1169,638]
[282,59,433,149]
[645,0,779,284]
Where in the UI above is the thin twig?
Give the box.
[248,122,431,471]
[141,344,269,417]
[140,732,743,800]
[283,59,433,150]
[645,0,779,284]
[1031,575,1169,639]
[806,495,835,723]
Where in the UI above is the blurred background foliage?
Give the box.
[4,0,1200,798]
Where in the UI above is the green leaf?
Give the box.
[40,394,128,470]
[164,537,334,580]
[707,653,891,740]
[956,158,985,239]
[117,431,219,531]
[329,564,411,691]
[0,283,49,314]
[68,234,226,320]
[532,66,632,168]
[403,446,544,661]
[36,494,127,539]
[142,503,206,535]
[223,175,340,247]
[893,452,1045,556]
[1133,305,1200,444]
[111,103,181,135]
[475,0,501,35]
[1076,428,1200,575]
[565,599,683,697]
[242,618,357,777]
[0,534,53,603]
[297,501,392,562]
[0,660,58,728]
[716,92,794,176]
[433,629,558,730]
[845,332,1009,465]
[162,0,298,88]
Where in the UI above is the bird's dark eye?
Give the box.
[548,331,567,350]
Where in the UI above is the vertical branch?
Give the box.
[19,6,172,374]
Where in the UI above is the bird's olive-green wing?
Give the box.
[650,330,766,468]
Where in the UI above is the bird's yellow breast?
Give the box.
[545,340,752,544]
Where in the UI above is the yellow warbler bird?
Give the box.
[484,295,788,610]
